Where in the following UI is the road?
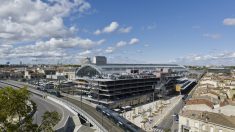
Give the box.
[62,96,124,132]
[2,80,124,132]
[155,82,198,131]
[0,81,74,130]
[157,99,184,131]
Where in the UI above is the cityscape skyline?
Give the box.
[1,0,235,65]
[2,1,235,132]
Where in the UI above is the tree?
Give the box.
[0,87,61,132]
[164,128,171,132]
[0,86,30,131]
[37,111,61,132]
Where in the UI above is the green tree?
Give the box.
[37,111,61,132]
[0,87,61,132]
[0,86,30,131]
[164,128,171,132]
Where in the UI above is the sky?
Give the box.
[1,0,235,65]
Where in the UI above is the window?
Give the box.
[202,125,206,131]
[186,119,189,126]
[210,127,214,132]
[194,122,199,128]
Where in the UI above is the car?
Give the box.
[174,114,179,122]
[182,94,188,100]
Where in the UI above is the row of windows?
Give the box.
[186,119,224,132]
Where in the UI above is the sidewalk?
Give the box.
[122,95,182,131]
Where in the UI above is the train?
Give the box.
[96,105,143,132]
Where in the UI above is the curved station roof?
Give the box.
[76,63,186,77]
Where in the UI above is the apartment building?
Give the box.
[179,110,235,132]
[178,70,235,132]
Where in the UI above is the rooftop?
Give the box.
[180,110,235,129]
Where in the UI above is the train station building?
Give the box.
[74,56,187,108]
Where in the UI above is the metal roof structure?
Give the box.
[76,63,186,77]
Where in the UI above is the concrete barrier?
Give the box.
[56,116,75,132]
[51,96,107,132]
[2,80,107,132]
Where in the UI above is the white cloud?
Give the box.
[0,0,104,62]
[102,38,140,54]
[94,21,132,35]
[94,29,102,35]
[105,47,115,53]
[143,23,156,30]
[79,50,91,56]
[0,37,105,60]
[77,1,91,13]
[203,33,221,39]
[116,41,127,47]
[116,38,139,49]
[129,38,139,45]
[171,51,235,65]
[0,0,90,42]
[94,21,119,35]
[35,37,105,50]
[223,18,235,26]
[0,44,12,58]
[119,26,132,33]
[103,21,119,33]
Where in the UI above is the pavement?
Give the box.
[121,95,182,131]
[2,80,124,132]
[157,98,183,130]
[31,94,75,129]
[0,81,75,130]
[61,96,124,132]
[156,82,198,132]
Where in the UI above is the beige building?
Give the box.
[63,68,77,80]
[179,110,235,132]
[178,71,235,132]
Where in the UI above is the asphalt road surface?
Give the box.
[2,80,124,132]
[62,96,124,132]
[31,94,74,129]
[0,81,74,130]
[157,99,184,130]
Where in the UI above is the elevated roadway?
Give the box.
[0,81,74,130]
[1,80,124,132]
